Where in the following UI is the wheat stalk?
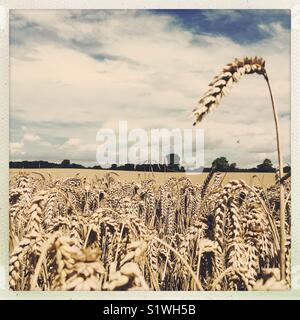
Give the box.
[192,56,286,281]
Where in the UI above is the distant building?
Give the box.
[166,153,180,166]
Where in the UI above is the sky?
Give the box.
[10,9,291,168]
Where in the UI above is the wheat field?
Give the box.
[9,169,291,291]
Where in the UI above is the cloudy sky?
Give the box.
[10,9,291,168]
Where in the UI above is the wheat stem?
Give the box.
[193,57,287,281]
[264,72,286,281]
[153,236,203,290]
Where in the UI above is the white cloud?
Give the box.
[10,142,25,156]
[23,133,41,142]
[65,138,82,146]
[58,138,98,161]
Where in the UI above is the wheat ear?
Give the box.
[192,57,265,125]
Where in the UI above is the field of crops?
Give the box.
[9,169,291,291]
[10,169,277,187]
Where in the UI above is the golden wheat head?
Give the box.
[193,57,266,125]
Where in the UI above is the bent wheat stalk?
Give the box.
[193,56,286,281]
[153,236,203,290]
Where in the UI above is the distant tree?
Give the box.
[60,159,70,168]
[212,157,230,172]
[124,163,134,171]
[110,164,117,170]
[229,162,237,172]
[256,158,274,172]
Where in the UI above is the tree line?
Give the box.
[9,156,290,173]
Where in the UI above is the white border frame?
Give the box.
[0,0,299,300]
